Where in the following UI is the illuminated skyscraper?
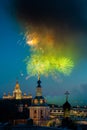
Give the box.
[13,81,22,99]
[3,81,32,100]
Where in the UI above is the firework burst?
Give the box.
[26,53,74,77]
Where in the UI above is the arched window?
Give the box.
[34,110,37,114]
[40,110,43,118]
[34,110,37,118]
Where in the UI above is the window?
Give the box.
[40,110,43,118]
[34,110,37,114]
[40,99,43,104]
[34,110,37,118]
[34,99,38,104]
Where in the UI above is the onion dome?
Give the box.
[32,78,48,106]
[63,101,71,111]
[63,91,71,111]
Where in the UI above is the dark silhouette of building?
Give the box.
[63,91,71,118]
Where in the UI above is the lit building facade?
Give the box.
[3,80,87,126]
[29,78,50,126]
[3,81,32,100]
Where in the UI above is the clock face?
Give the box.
[34,99,38,104]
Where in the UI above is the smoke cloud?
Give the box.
[11,0,87,77]
[13,0,87,59]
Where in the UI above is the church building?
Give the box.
[29,77,50,126]
[63,91,71,118]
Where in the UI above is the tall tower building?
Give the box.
[13,81,22,99]
[3,80,32,100]
[29,78,49,126]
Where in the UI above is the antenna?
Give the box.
[16,77,18,83]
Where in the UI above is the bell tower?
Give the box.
[29,77,49,126]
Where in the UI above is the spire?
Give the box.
[65,91,69,102]
[36,76,42,96]
[16,80,18,84]
[15,79,20,89]
[16,77,19,84]
[37,74,41,87]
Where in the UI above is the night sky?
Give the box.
[0,0,87,106]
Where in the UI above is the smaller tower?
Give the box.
[63,91,71,118]
[36,76,42,96]
[13,81,22,99]
[29,77,49,126]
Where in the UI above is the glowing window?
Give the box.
[34,99,38,104]
[40,99,43,104]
